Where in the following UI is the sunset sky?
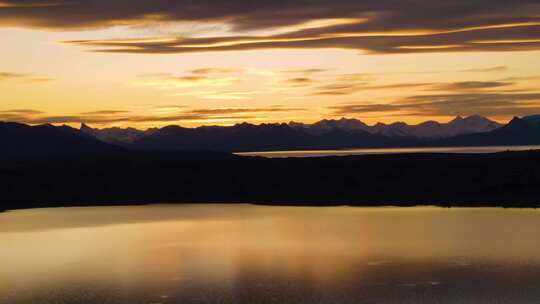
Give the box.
[1,0,539,128]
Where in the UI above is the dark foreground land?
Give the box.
[1,150,540,211]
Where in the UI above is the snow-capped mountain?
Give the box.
[80,123,157,145]
[290,115,502,139]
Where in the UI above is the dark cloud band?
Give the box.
[330,93,540,117]
[0,1,538,54]
[0,106,306,125]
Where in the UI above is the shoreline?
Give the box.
[3,199,540,213]
[235,145,540,158]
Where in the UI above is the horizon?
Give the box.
[80,114,511,130]
[0,114,540,131]
[2,113,520,131]
[1,1,540,129]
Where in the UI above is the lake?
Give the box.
[2,205,540,303]
[236,145,540,158]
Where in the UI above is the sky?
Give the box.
[0,0,539,128]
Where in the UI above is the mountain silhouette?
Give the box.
[80,123,157,146]
[368,115,501,139]
[438,116,540,146]
[80,115,502,152]
[0,114,532,160]
[131,122,393,152]
[0,122,121,159]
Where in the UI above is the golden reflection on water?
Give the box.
[2,205,540,303]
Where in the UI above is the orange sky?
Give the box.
[0,1,539,128]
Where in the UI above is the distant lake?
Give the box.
[237,145,540,158]
[2,205,540,303]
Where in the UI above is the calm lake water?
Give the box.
[2,205,540,303]
[236,145,540,158]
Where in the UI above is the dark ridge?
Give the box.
[78,114,504,152]
[0,121,122,160]
[2,150,540,211]
[436,116,540,146]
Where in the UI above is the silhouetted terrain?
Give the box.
[81,116,502,147]
[2,149,540,211]
[131,123,398,151]
[437,116,540,146]
[1,115,536,159]
[0,122,121,159]
[1,119,540,211]
[77,115,538,152]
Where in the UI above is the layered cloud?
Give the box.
[460,66,509,73]
[0,1,537,32]
[132,68,280,100]
[0,71,54,83]
[0,106,306,125]
[0,1,537,54]
[284,77,315,87]
[311,78,519,96]
[65,23,540,54]
[0,72,24,80]
[330,93,540,117]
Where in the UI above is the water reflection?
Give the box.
[1,205,540,303]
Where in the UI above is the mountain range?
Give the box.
[290,115,502,139]
[1,115,540,158]
[80,115,508,151]
[81,115,502,146]
[0,121,120,159]
[437,115,540,146]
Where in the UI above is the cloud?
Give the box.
[1,106,305,125]
[64,21,540,55]
[29,115,130,124]
[22,78,55,83]
[312,81,430,96]
[173,90,262,100]
[0,72,54,83]
[330,93,540,117]
[0,1,528,54]
[284,77,315,87]
[0,109,43,114]
[190,68,243,75]
[310,72,377,95]
[281,68,330,74]
[185,106,306,115]
[0,1,67,8]
[501,75,540,81]
[3,113,224,124]
[133,72,238,89]
[1,1,538,34]
[0,109,44,123]
[310,74,519,95]
[427,81,514,91]
[134,68,277,99]
[81,110,130,115]
[152,105,186,111]
[460,66,509,73]
[0,72,25,80]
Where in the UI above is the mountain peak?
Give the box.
[466,114,483,120]
[449,115,465,124]
[464,115,492,123]
[502,116,536,131]
[508,116,526,125]
[80,123,92,131]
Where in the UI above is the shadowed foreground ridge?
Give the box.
[1,150,540,211]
